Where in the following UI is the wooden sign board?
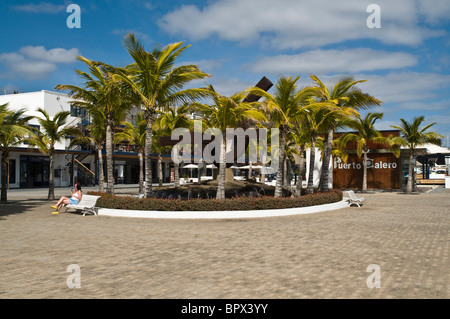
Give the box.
[333,153,401,189]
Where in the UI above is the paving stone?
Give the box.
[0,190,448,298]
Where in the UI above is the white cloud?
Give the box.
[300,72,450,105]
[158,0,449,49]
[0,46,79,80]
[357,72,450,104]
[12,2,66,14]
[19,46,79,64]
[249,48,417,75]
[416,0,450,25]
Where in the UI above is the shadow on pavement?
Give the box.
[0,199,50,219]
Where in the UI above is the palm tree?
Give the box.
[56,56,133,195]
[299,105,334,194]
[188,86,267,199]
[288,122,310,195]
[114,112,146,193]
[0,103,34,203]
[28,108,82,200]
[114,33,211,197]
[390,116,442,194]
[336,112,387,192]
[154,107,192,188]
[245,76,316,197]
[67,112,107,193]
[309,75,382,192]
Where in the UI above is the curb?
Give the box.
[97,199,350,219]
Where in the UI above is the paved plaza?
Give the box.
[0,186,448,299]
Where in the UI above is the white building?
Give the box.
[0,90,176,189]
[0,90,95,188]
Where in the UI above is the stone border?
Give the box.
[97,198,350,219]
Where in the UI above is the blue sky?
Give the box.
[1,0,450,144]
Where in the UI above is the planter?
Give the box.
[97,199,349,219]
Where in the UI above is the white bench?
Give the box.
[64,195,101,216]
[347,190,365,207]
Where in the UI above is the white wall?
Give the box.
[0,90,83,188]
[0,90,78,151]
[305,147,333,189]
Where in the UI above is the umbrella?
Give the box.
[183,163,198,178]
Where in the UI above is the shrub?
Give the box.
[87,190,343,212]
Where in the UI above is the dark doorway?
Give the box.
[20,155,49,187]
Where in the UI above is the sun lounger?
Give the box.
[64,195,101,216]
[347,190,365,207]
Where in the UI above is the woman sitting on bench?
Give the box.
[52,183,83,214]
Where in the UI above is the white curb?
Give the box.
[97,199,349,219]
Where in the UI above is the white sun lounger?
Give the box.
[347,190,365,207]
[64,195,101,216]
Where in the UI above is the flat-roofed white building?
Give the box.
[0,90,174,189]
[0,90,95,188]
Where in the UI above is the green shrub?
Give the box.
[88,190,343,212]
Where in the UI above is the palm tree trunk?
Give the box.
[306,135,317,194]
[406,148,414,194]
[296,145,305,196]
[174,161,180,188]
[275,128,286,197]
[283,158,288,187]
[48,149,55,200]
[144,116,153,198]
[97,147,105,193]
[197,159,204,182]
[260,153,266,184]
[362,149,368,192]
[1,149,9,203]
[216,136,227,199]
[319,128,333,192]
[138,151,144,194]
[106,122,114,195]
[158,154,163,187]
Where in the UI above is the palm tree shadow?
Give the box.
[0,199,50,219]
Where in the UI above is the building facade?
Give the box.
[0,90,172,188]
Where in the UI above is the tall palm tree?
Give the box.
[336,112,387,192]
[288,122,310,195]
[299,105,335,194]
[151,131,168,187]
[390,116,442,194]
[310,75,382,192]
[114,112,146,193]
[0,103,34,203]
[27,108,82,200]
[189,86,267,199]
[154,107,192,188]
[56,56,133,195]
[67,112,108,193]
[245,76,316,197]
[114,33,211,197]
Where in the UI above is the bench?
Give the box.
[347,190,365,207]
[64,195,101,216]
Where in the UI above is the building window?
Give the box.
[70,104,78,117]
